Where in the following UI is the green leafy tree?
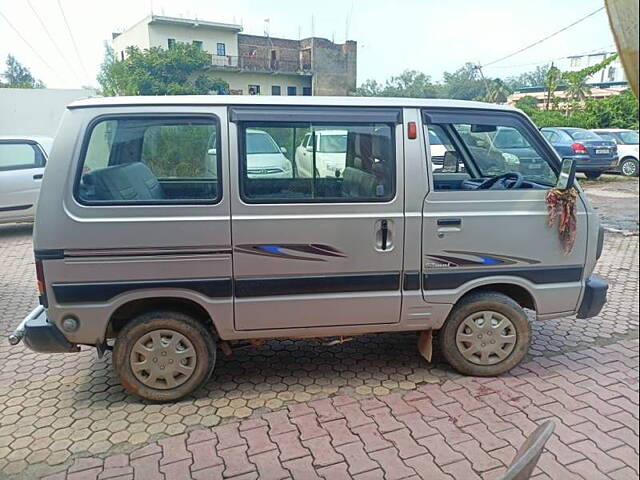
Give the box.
[97,42,228,96]
[562,54,618,105]
[482,78,512,103]
[441,63,486,100]
[506,65,551,90]
[543,65,562,110]
[514,95,539,112]
[355,70,441,98]
[0,54,45,88]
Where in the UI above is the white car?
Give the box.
[591,129,639,177]
[0,136,52,224]
[295,130,348,178]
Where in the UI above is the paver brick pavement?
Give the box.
[0,224,638,479]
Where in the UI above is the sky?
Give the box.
[0,0,617,90]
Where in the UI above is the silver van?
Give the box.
[9,96,608,401]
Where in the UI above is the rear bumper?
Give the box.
[577,275,609,319]
[576,159,618,173]
[8,306,79,353]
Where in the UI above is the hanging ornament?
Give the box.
[546,187,578,254]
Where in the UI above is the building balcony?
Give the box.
[209,55,312,75]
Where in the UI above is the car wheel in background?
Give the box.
[585,172,602,180]
[620,158,639,177]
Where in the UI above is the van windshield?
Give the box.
[247,131,281,154]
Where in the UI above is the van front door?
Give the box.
[229,106,405,331]
[421,109,588,318]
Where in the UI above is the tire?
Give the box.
[619,158,639,177]
[439,292,531,377]
[584,172,602,180]
[113,311,216,402]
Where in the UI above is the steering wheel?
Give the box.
[477,171,524,190]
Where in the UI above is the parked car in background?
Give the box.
[0,136,52,224]
[295,130,348,178]
[591,129,639,177]
[540,127,618,179]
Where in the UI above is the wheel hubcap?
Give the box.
[622,160,637,176]
[130,329,197,389]
[456,311,517,365]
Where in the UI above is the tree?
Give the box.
[543,65,562,110]
[441,63,486,100]
[0,54,45,88]
[562,54,618,105]
[482,78,512,103]
[97,42,228,96]
[506,64,551,90]
[514,95,539,112]
[354,70,441,98]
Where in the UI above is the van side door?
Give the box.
[421,109,588,318]
[229,106,405,331]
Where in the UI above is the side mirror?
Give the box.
[556,158,577,190]
[207,148,217,156]
[442,151,459,173]
[280,146,288,154]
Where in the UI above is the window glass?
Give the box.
[619,131,639,144]
[271,85,281,95]
[167,38,176,49]
[596,132,618,143]
[77,117,220,204]
[453,123,557,185]
[216,43,226,56]
[192,40,203,50]
[248,85,260,95]
[287,86,297,96]
[568,129,600,141]
[0,143,41,171]
[240,122,395,203]
[303,87,312,96]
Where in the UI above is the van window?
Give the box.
[76,116,220,204]
[0,142,44,171]
[428,121,557,190]
[239,122,395,203]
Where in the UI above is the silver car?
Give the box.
[9,96,608,401]
[0,135,52,224]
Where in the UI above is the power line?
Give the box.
[485,44,617,70]
[0,8,61,76]
[27,0,81,84]
[56,0,88,83]
[482,6,605,68]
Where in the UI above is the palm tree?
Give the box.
[544,65,562,110]
[483,79,512,104]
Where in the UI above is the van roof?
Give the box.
[67,95,518,112]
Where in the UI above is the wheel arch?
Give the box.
[457,282,537,311]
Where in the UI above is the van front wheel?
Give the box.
[440,292,530,376]
[113,311,216,402]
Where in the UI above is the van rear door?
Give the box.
[229,106,405,331]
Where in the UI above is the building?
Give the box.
[507,51,629,107]
[112,15,357,96]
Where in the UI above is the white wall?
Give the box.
[113,19,151,59]
[148,23,239,57]
[0,88,97,137]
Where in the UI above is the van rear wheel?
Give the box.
[440,292,530,376]
[113,311,216,402]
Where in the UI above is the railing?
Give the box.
[210,55,312,74]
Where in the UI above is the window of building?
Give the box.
[217,43,226,56]
[570,57,581,68]
[287,86,297,96]
[167,38,176,49]
[76,116,221,204]
[238,122,395,203]
[271,85,281,96]
[0,142,44,171]
[303,87,312,96]
[608,66,616,82]
[192,40,203,50]
[248,85,261,95]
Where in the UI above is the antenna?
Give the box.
[311,14,315,37]
[264,18,270,37]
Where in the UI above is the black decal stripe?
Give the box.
[423,266,583,290]
[34,249,65,260]
[403,272,420,291]
[53,278,232,304]
[0,204,32,212]
[235,272,401,298]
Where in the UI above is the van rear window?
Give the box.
[76,116,221,205]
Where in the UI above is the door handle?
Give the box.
[437,218,461,227]
[376,219,393,251]
[33,174,43,180]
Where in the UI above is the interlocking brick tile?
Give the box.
[368,407,404,434]
[381,393,417,416]
[239,419,268,432]
[288,402,315,418]
[462,423,508,452]
[219,445,255,477]
[428,418,472,445]
[68,458,104,473]
[353,468,385,480]
[570,440,625,473]
[283,456,322,480]
[264,410,297,436]
[317,461,351,480]
[405,453,453,480]
[418,384,455,406]
[360,398,386,412]
[250,450,289,480]
[567,459,612,480]
[337,403,374,429]
[353,423,393,453]
[608,467,640,480]
[271,431,309,462]
[574,407,623,432]
[545,388,588,411]
[469,406,511,433]
[536,452,581,480]
[551,421,588,445]
[407,397,448,420]
[369,447,416,480]
[608,446,639,474]
[303,435,344,467]
[573,421,624,451]
[609,397,640,419]
[417,434,464,466]
[383,429,427,459]
[292,414,328,441]
[396,412,438,440]
[68,467,102,480]
[495,428,527,450]
[335,442,378,475]
[452,439,502,472]
[609,427,639,452]
[309,398,344,423]
[130,453,162,480]
[192,465,224,480]
[541,402,586,427]
[544,436,584,465]
[158,434,190,465]
[216,422,246,450]
[159,459,191,480]
[241,426,277,456]
[188,438,223,471]
[441,459,483,480]
[323,419,359,447]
